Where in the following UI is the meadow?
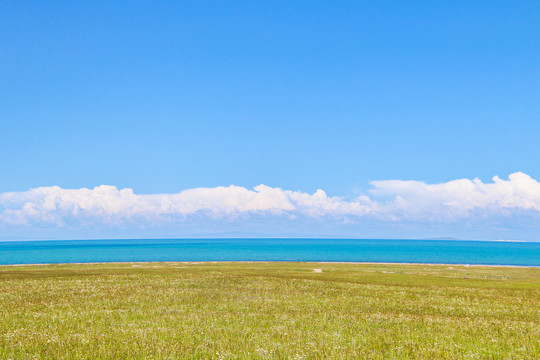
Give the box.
[0,262,538,359]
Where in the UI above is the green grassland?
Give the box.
[1,262,539,359]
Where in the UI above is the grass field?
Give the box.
[0,262,539,359]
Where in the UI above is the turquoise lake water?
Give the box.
[0,239,539,266]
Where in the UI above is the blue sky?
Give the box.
[1,1,540,240]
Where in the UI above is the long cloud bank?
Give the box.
[1,172,540,227]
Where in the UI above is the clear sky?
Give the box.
[1,1,539,240]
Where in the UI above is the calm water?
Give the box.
[0,239,539,266]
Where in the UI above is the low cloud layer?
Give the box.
[1,172,540,230]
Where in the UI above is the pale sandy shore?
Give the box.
[1,261,538,268]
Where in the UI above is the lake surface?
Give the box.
[1,239,539,266]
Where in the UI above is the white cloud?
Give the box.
[1,172,540,228]
[369,172,540,221]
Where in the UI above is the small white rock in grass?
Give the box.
[313,269,323,273]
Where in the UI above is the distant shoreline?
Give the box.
[0,237,537,243]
